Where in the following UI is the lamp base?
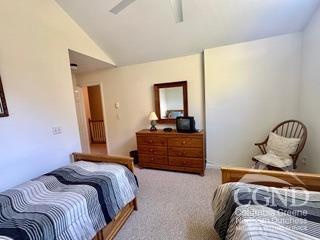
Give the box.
[150,120,157,131]
[150,126,157,131]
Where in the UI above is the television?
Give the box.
[176,116,197,133]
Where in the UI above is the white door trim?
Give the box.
[77,81,109,154]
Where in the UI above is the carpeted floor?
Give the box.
[115,167,221,240]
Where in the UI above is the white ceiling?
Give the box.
[57,0,320,66]
[68,50,114,74]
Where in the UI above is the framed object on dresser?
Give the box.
[154,81,188,124]
[136,129,205,176]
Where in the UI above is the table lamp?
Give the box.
[149,112,158,131]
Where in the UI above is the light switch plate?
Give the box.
[52,127,63,135]
[115,102,120,109]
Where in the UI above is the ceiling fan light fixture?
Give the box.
[70,63,78,70]
[170,0,183,23]
[110,0,184,23]
[110,0,136,14]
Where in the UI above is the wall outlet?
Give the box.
[52,127,63,135]
[301,156,307,165]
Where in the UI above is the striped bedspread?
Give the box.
[212,183,320,240]
[0,161,138,240]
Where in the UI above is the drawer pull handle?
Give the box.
[182,141,186,145]
[149,140,153,143]
[150,149,154,152]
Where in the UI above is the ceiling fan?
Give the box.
[110,0,184,23]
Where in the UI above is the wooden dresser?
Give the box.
[136,129,205,176]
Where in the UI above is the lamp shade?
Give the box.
[149,112,158,121]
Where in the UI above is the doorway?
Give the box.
[73,80,108,154]
[85,85,107,154]
[68,49,113,154]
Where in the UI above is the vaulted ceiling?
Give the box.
[56,0,320,66]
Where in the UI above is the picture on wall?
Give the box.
[0,75,9,117]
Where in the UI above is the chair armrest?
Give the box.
[72,152,134,173]
[254,139,268,154]
[254,137,268,146]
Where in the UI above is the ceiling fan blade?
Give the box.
[170,0,183,23]
[110,0,136,14]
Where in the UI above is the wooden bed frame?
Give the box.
[221,167,320,191]
[72,153,138,240]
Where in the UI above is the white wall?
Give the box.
[0,0,113,191]
[299,7,320,173]
[204,33,302,167]
[77,54,204,156]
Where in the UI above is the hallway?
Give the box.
[90,143,107,154]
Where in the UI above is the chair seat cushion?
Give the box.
[254,153,293,168]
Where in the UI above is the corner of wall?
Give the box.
[53,0,116,66]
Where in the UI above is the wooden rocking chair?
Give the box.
[253,120,307,170]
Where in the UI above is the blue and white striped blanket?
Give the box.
[0,161,138,240]
[212,183,320,240]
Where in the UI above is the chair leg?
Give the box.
[254,161,267,170]
[282,165,293,172]
[252,161,258,169]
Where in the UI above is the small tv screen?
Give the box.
[176,117,196,133]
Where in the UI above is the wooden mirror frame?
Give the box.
[0,76,9,118]
[154,81,188,124]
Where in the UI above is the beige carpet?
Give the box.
[115,167,221,240]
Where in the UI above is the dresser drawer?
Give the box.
[137,136,167,146]
[168,137,203,148]
[140,154,168,165]
[138,145,167,155]
[169,157,203,168]
[168,147,203,158]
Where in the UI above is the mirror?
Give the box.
[154,81,188,124]
[0,75,9,118]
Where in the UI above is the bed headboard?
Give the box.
[72,153,134,173]
[221,167,320,191]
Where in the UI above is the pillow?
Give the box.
[266,132,301,158]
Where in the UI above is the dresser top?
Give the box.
[136,129,204,136]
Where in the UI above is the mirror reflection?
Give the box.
[159,87,184,119]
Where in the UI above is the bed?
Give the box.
[212,167,320,240]
[0,153,138,240]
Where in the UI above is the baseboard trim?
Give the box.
[206,162,218,169]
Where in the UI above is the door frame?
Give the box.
[74,85,91,153]
[78,81,109,154]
